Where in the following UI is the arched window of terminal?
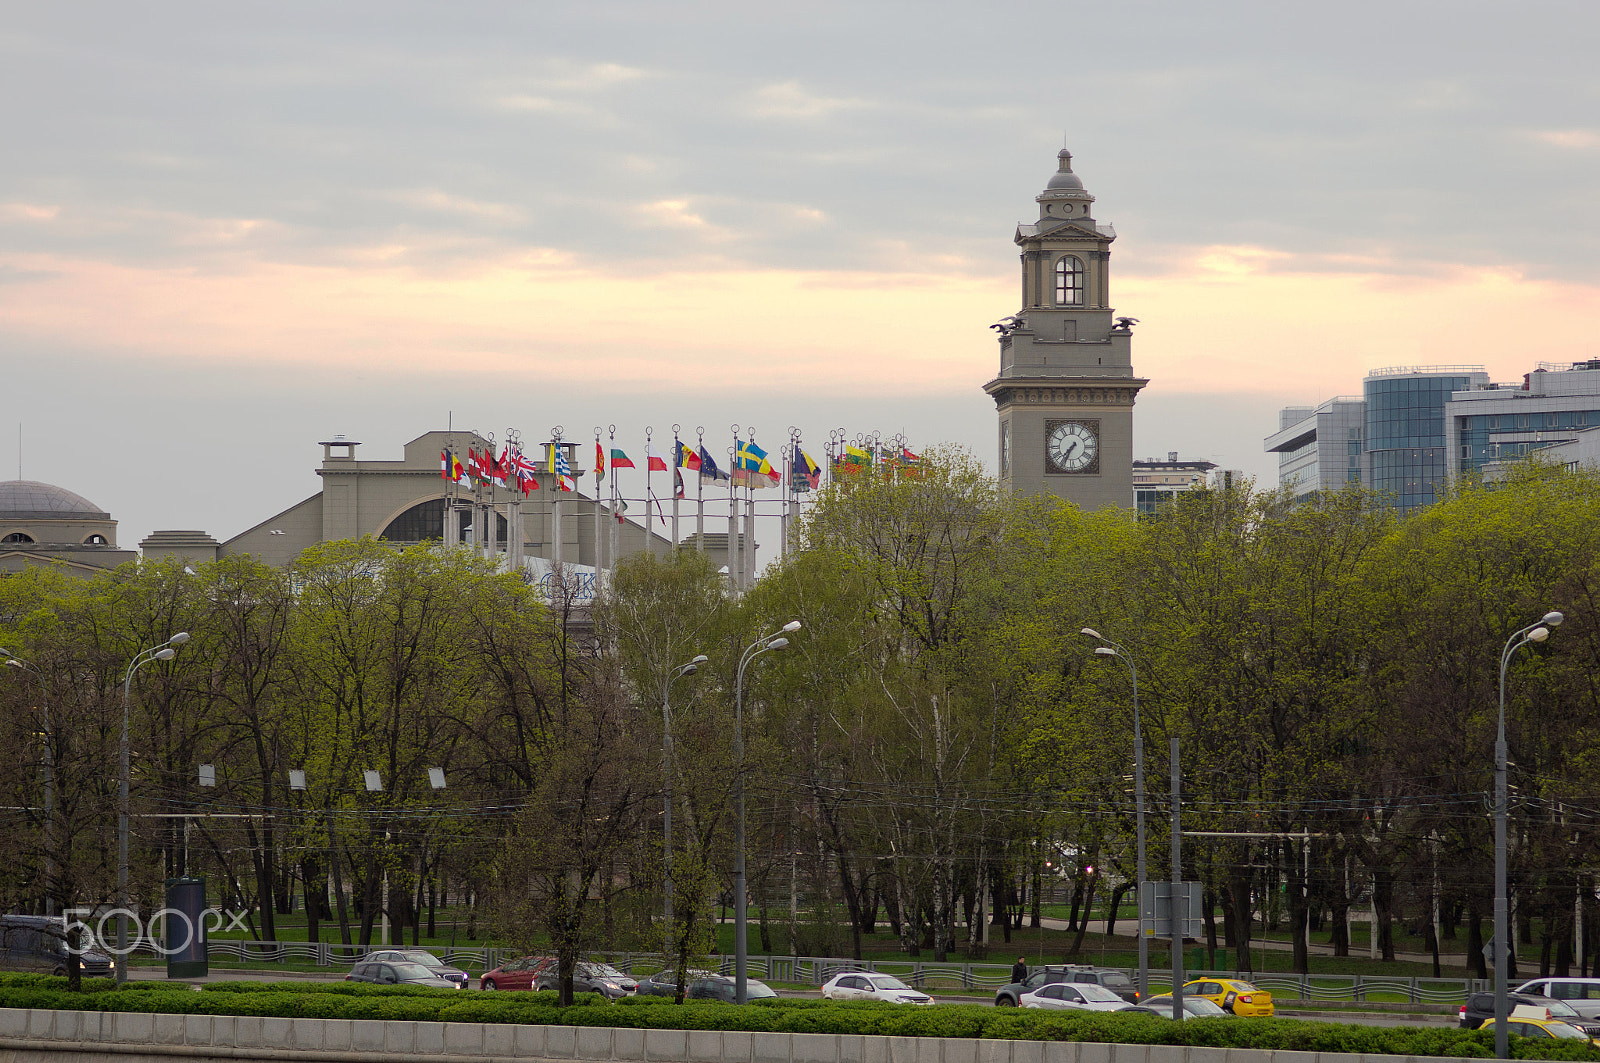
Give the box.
[1054,255,1084,306]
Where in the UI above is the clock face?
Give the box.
[1000,422,1011,473]
[1046,420,1099,474]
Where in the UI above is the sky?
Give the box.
[4,1,1599,547]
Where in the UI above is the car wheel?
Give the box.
[483,980,496,990]
[52,965,67,978]
[996,996,1016,1007]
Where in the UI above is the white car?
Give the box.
[1018,982,1128,1011]
[820,971,934,1005]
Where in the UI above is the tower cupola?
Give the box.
[1036,148,1095,221]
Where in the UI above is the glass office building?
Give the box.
[1446,361,1600,478]
[1363,367,1488,513]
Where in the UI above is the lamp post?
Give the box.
[662,654,708,965]
[3,652,52,916]
[1494,610,1563,1060]
[1081,628,1147,1001]
[734,620,800,1005]
[119,632,189,984]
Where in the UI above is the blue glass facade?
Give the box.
[1365,373,1478,512]
[1458,408,1598,473]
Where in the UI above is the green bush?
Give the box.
[0,975,1594,1059]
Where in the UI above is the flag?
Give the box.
[793,446,821,492]
[610,448,635,469]
[674,468,686,499]
[513,450,541,493]
[440,448,465,483]
[494,447,511,488]
[614,499,630,523]
[553,445,575,492]
[839,443,872,471]
[699,446,730,482]
[594,441,605,484]
[677,440,701,472]
[648,450,669,472]
[440,449,451,480]
[901,446,921,463]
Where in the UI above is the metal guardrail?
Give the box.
[146,940,1494,1003]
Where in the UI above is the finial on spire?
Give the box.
[1058,146,1074,173]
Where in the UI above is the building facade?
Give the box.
[983,147,1146,511]
[1363,366,1488,511]
[0,480,137,575]
[1446,360,1600,479]
[1132,453,1217,515]
[1264,396,1367,501]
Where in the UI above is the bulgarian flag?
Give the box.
[610,448,635,469]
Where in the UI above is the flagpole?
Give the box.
[670,424,681,554]
[695,426,706,555]
[729,427,742,590]
[644,426,656,558]
[594,428,605,577]
[550,427,563,568]
[508,431,523,573]
[744,429,757,589]
[609,425,620,572]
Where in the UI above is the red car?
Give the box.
[480,955,553,991]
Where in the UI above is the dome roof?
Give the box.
[1040,148,1093,200]
[0,481,111,520]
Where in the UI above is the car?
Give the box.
[1514,978,1600,1019]
[994,965,1139,1007]
[636,967,715,998]
[1122,994,1231,1021]
[820,971,933,1005]
[1460,992,1600,1036]
[363,949,469,989]
[1182,978,1273,1017]
[345,960,459,988]
[1480,1008,1600,1047]
[480,955,554,990]
[1018,982,1128,1011]
[534,960,638,999]
[685,973,780,1002]
[0,915,114,978]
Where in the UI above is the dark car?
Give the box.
[481,955,554,991]
[995,965,1139,1007]
[686,974,779,1002]
[1125,994,1231,1021]
[1460,992,1600,1036]
[636,967,715,997]
[364,949,469,989]
[534,960,638,999]
[0,915,114,978]
[345,960,459,989]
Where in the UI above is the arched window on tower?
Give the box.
[1054,255,1085,306]
[2,532,35,544]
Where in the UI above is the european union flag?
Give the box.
[698,446,730,482]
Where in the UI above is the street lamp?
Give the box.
[662,653,708,965]
[1494,610,1562,1059]
[3,652,52,916]
[118,632,189,984]
[1081,628,1147,1001]
[734,620,800,1004]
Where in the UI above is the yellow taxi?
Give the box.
[1182,978,1274,1017]
[1481,1006,1600,1048]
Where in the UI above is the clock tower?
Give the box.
[983,147,1147,510]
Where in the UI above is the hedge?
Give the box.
[0,976,1593,1059]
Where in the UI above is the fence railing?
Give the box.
[150,940,1492,1003]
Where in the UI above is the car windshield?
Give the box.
[1546,1000,1580,1017]
[1548,1022,1591,1040]
[393,963,434,979]
[1100,972,1131,986]
[402,951,444,966]
[1184,998,1228,1016]
[1081,986,1123,1002]
[595,964,628,979]
[869,975,912,991]
[1228,981,1260,993]
[746,981,778,999]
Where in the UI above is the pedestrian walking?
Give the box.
[1011,957,1028,984]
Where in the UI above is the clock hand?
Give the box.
[1065,441,1078,458]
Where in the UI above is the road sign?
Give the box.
[1140,881,1203,939]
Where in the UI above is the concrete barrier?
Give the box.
[0,1007,1472,1063]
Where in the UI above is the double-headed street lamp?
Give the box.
[3,651,52,916]
[118,632,190,983]
[734,620,800,1005]
[662,654,708,962]
[1493,610,1563,1059]
[1081,628,1147,1002]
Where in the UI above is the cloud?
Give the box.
[388,189,524,221]
[744,80,874,121]
[1,203,61,221]
[1530,129,1600,150]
